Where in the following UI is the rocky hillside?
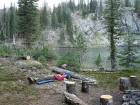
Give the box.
[44,7,140,48]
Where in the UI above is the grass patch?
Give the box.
[0,66,41,105]
[83,69,140,89]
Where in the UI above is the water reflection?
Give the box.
[54,47,140,69]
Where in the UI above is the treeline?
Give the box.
[0,0,100,48]
[0,0,140,48]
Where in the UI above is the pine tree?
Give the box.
[0,5,7,40]
[103,0,122,69]
[90,0,97,13]
[9,3,17,39]
[134,0,140,13]
[76,33,87,67]
[98,0,103,19]
[68,0,76,12]
[94,54,103,68]
[125,0,131,7]
[58,29,65,45]
[40,2,49,29]
[6,10,10,40]
[118,31,140,68]
[51,6,58,29]
[66,10,74,42]
[82,2,88,18]
[57,4,63,26]
[18,0,39,48]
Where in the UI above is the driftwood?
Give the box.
[64,92,87,105]
[100,95,113,105]
[65,81,76,95]
[52,66,97,83]
[81,81,89,92]
[130,75,139,88]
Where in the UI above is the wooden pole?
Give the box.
[100,95,113,105]
[130,75,139,88]
[119,77,129,91]
[65,81,76,95]
[81,81,89,92]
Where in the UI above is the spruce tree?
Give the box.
[134,0,140,13]
[57,4,63,26]
[94,54,103,68]
[76,33,87,67]
[18,0,39,48]
[51,7,58,29]
[118,32,140,68]
[40,2,49,29]
[66,10,73,42]
[1,5,7,40]
[98,0,103,19]
[9,3,17,39]
[58,29,65,45]
[103,0,122,69]
[90,0,97,13]
[6,10,10,40]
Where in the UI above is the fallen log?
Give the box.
[64,92,87,105]
[71,78,97,85]
[52,66,97,83]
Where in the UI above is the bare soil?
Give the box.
[0,58,123,105]
[29,80,123,105]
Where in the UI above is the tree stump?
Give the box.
[100,95,113,105]
[130,75,139,88]
[81,81,89,92]
[21,55,30,60]
[119,77,129,91]
[65,81,76,95]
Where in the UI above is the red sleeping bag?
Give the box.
[54,73,66,81]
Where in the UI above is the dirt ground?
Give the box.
[29,80,123,105]
[0,58,123,105]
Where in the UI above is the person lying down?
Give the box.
[27,72,70,84]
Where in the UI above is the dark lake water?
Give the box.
[54,47,140,69]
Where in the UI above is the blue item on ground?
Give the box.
[36,80,54,85]
[64,72,71,79]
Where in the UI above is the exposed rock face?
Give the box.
[45,8,140,47]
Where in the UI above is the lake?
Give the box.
[54,47,140,69]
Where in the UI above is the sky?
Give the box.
[0,0,79,9]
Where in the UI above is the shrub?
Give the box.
[29,46,57,61]
[57,51,80,69]
[38,55,46,64]
[0,45,13,57]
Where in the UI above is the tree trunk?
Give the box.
[100,95,113,105]
[64,92,87,105]
[52,66,97,83]
[130,75,139,88]
[119,77,129,91]
[65,81,76,95]
[81,81,89,92]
